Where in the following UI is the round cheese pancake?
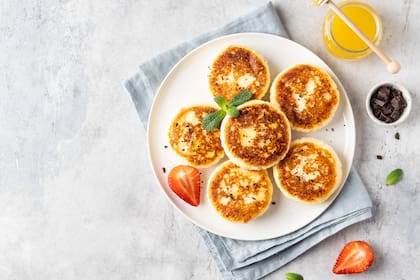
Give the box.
[270,64,339,132]
[207,160,273,223]
[273,137,343,204]
[220,100,291,170]
[168,105,224,167]
[208,45,270,101]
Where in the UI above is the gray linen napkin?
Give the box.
[124,2,373,280]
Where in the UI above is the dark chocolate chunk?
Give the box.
[390,109,402,120]
[391,95,405,109]
[378,112,386,121]
[384,115,394,123]
[401,97,408,108]
[395,132,400,140]
[373,108,381,118]
[377,86,391,102]
[391,87,402,97]
[372,98,386,107]
[382,104,393,115]
[378,112,393,123]
[376,155,383,160]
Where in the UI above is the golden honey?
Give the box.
[322,1,383,60]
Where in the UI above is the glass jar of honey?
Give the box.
[322,0,383,60]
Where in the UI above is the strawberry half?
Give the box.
[333,240,375,274]
[168,165,200,207]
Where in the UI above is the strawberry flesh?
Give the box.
[333,240,375,274]
[168,165,200,206]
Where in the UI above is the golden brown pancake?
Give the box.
[168,105,224,167]
[270,64,339,132]
[220,100,291,170]
[208,45,270,101]
[207,160,273,223]
[273,137,343,204]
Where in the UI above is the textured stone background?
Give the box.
[0,0,419,279]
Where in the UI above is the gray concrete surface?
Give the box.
[0,0,419,279]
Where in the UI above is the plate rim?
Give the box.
[146,32,356,240]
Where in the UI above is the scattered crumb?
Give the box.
[395,132,400,140]
[162,167,166,173]
[376,155,383,160]
[271,202,276,205]
[325,128,329,131]
[331,127,335,132]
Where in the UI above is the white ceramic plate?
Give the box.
[147,33,355,240]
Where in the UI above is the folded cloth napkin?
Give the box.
[124,2,373,280]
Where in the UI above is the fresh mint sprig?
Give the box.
[228,91,252,106]
[202,110,226,131]
[202,90,252,131]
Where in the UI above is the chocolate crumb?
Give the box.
[162,167,166,173]
[376,155,383,160]
[271,202,276,205]
[164,145,168,149]
[331,127,335,132]
[395,132,400,140]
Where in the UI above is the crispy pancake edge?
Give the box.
[269,64,340,132]
[167,104,225,168]
[220,100,291,170]
[208,45,271,101]
[207,160,273,223]
[273,137,343,204]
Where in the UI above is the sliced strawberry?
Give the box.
[333,240,375,274]
[168,165,200,207]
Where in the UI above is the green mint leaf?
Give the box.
[205,91,250,130]
[202,110,226,131]
[226,106,239,117]
[228,90,252,106]
[214,96,228,110]
[285,272,304,280]
[386,168,403,185]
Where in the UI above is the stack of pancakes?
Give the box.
[168,45,343,223]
